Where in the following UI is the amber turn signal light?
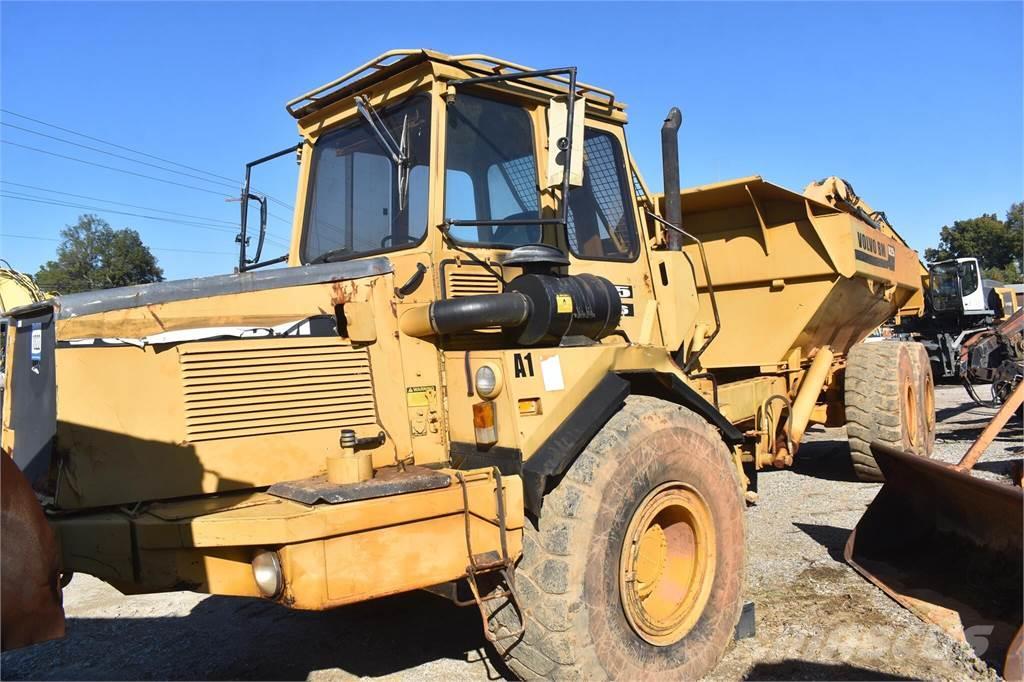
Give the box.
[473,401,498,445]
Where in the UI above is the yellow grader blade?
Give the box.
[845,383,1023,679]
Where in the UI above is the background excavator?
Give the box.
[894,253,1020,382]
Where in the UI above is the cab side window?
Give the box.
[566,129,639,261]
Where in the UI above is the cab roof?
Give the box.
[286,49,626,121]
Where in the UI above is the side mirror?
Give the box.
[544,94,585,189]
[238,192,268,268]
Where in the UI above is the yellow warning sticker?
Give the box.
[556,294,573,314]
[406,386,434,407]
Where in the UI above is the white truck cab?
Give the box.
[929,257,987,315]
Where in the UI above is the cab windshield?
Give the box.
[929,261,963,312]
[302,94,430,263]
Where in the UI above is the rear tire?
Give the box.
[488,396,745,680]
[845,342,923,481]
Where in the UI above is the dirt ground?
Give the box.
[2,384,1019,681]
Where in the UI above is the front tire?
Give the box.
[489,396,745,680]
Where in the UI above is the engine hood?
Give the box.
[4,257,393,345]
[51,257,392,321]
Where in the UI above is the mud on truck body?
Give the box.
[2,50,933,677]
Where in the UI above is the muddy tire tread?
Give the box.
[488,396,744,680]
[845,342,908,481]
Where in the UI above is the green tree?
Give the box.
[983,262,1022,284]
[924,203,1023,283]
[35,215,164,293]
[1007,201,1023,246]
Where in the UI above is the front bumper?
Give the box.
[52,467,523,610]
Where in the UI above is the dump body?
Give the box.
[666,176,923,371]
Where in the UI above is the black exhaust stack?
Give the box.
[661,107,683,250]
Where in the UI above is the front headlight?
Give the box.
[475,363,502,399]
[251,550,283,598]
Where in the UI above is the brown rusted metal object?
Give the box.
[845,396,1024,676]
[956,381,1024,472]
[453,470,526,645]
[268,464,451,505]
[1,453,66,650]
[961,308,1024,406]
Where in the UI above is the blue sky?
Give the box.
[2,1,1021,281]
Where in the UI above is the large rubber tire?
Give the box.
[845,342,922,481]
[906,341,936,456]
[488,396,745,680]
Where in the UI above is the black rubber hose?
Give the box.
[428,292,531,335]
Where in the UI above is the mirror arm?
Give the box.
[244,254,289,271]
[237,143,300,273]
[559,67,577,229]
[238,165,252,273]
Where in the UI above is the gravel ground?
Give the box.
[2,384,1019,681]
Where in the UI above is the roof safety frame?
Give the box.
[286,50,620,120]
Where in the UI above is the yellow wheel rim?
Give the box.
[619,482,716,646]
[923,373,935,434]
[903,377,919,448]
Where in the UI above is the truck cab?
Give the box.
[928,257,987,316]
[267,51,700,478]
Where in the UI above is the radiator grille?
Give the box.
[445,267,501,298]
[180,339,376,442]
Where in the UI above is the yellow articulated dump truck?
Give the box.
[1,50,933,677]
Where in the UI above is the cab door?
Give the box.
[958,258,987,314]
[561,123,662,346]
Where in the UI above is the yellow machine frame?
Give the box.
[4,49,925,622]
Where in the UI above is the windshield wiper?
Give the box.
[309,247,351,264]
[354,95,410,211]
